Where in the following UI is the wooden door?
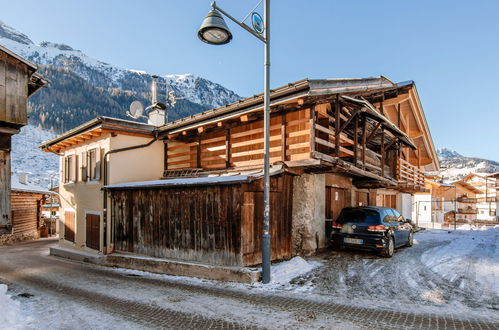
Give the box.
[242,191,292,266]
[326,187,347,220]
[86,213,100,250]
[64,211,75,242]
[356,191,369,206]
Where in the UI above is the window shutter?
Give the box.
[73,154,78,183]
[81,151,88,182]
[95,148,101,181]
[64,157,69,183]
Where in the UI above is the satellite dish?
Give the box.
[128,101,144,119]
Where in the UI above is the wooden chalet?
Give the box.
[101,76,439,266]
[0,45,47,233]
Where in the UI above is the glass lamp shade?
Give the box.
[198,10,233,45]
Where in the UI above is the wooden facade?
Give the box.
[0,46,46,230]
[161,78,436,194]
[11,190,45,236]
[109,174,293,266]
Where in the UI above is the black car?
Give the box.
[329,206,414,257]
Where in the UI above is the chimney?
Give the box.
[19,172,29,185]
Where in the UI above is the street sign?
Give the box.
[251,12,264,34]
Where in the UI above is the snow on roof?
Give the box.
[11,174,50,194]
[104,175,252,190]
[105,164,286,190]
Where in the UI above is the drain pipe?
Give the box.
[102,133,159,254]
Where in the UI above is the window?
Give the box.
[83,148,101,182]
[382,209,398,223]
[64,154,77,183]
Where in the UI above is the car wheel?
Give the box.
[382,236,394,258]
[406,231,414,247]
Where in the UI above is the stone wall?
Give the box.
[291,173,325,256]
[0,229,39,246]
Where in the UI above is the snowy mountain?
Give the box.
[1,19,241,185]
[437,148,499,182]
[0,20,241,132]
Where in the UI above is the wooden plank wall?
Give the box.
[10,191,43,235]
[0,139,10,227]
[166,108,312,170]
[111,174,294,267]
[0,52,29,125]
[241,174,294,266]
[112,184,244,266]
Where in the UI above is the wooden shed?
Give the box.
[0,175,49,244]
[106,170,294,267]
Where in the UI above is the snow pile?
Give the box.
[0,284,27,329]
[267,257,321,285]
[421,228,499,298]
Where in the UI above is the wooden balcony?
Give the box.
[458,208,478,214]
[457,196,478,203]
[396,158,424,186]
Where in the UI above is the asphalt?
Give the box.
[0,239,498,329]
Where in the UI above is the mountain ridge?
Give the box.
[0,20,241,133]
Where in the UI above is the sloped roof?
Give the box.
[11,174,50,194]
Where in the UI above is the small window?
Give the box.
[87,148,101,181]
[64,154,77,183]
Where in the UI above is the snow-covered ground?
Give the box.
[10,125,58,189]
[0,284,30,329]
[1,229,498,328]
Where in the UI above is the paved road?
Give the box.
[0,239,498,329]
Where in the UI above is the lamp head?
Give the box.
[198,9,232,45]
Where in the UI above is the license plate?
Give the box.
[344,237,363,244]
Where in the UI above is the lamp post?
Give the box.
[198,1,272,283]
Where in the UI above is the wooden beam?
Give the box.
[196,135,201,168]
[381,127,385,177]
[197,127,204,134]
[361,116,367,169]
[366,122,382,142]
[335,97,340,157]
[309,105,315,155]
[240,115,249,122]
[281,113,286,161]
[164,142,168,171]
[217,121,223,127]
[353,116,358,167]
[338,108,360,134]
[225,128,231,168]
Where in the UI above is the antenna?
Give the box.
[127,100,144,119]
[126,74,184,126]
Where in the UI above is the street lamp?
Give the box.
[198,1,272,284]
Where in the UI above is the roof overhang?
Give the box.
[39,116,156,153]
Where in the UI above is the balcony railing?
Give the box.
[457,197,478,203]
[397,158,424,186]
[458,208,478,214]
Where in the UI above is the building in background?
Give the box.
[461,174,496,222]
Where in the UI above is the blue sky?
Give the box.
[3,0,499,160]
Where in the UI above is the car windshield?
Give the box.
[337,209,380,224]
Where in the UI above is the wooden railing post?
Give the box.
[335,95,340,158]
[309,105,315,156]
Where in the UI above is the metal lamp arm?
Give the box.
[211,1,267,44]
